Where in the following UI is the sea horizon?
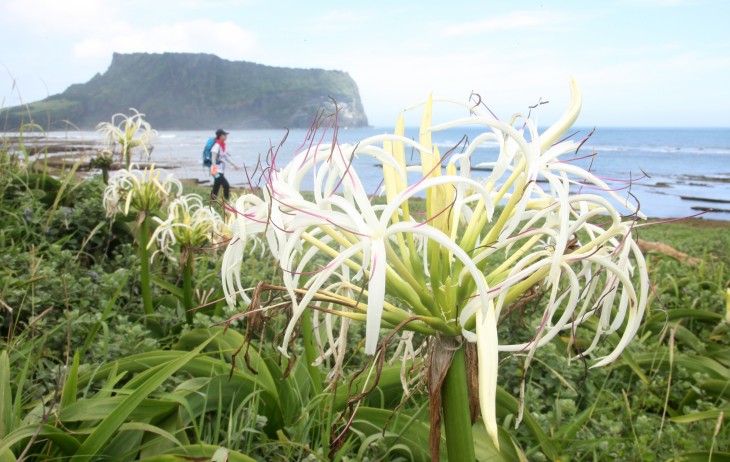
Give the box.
[9,126,730,221]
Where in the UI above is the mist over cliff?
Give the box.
[2,52,369,130]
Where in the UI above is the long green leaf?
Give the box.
[707,346,730,368]
[350,406,434,462]
[645,309,722,326]
[333,364,406,411]
[103,426,146,462]
[69,336,213,462]
[91,365,124,400]
[136,444,257,462]
[668,452,730,462]
[0,352,11,439]
[60,397,179,422]
[175,328,277,396]
[553,401,598,445]
[44,157,83,229]
[83,353,279,422]
[150,275,184,299]
[699,379,730,401]
[629,354,729,380]
[78,352,236,385]
[0,448,16,462]
[174,374,278,433]
[616,348,650,384]
[61,352,80,408]
[138,411,191,458]
[0,350,15,462]
[670,409,730,423]
[473,420,529,462]
[0,424,81,455]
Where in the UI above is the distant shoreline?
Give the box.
[4,129,730,221]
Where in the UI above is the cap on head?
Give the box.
[215,129,229,138]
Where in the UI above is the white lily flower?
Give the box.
[103,164,182,217]
[96,108,158,168]
[222,78,649,450]
[148,194,225,260]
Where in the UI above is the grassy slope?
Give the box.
[638,218,730,263]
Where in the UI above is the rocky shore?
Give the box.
[2,135,177,172]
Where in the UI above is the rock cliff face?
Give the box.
[2,52,369,129]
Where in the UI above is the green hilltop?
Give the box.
[2,52,369,130]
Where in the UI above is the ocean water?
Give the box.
[44,126,730,220]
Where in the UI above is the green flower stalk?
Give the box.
[96,108,157,169]
[103,165,182,318]
[149,194,225,323]
[222,79,649,458]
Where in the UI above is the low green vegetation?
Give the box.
[0,144,728,461]
[0,52,369,130]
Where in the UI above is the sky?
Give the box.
[1,0,729,128]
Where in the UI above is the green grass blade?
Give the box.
[0,424,81,455]
[616,348,650,384]
[0,352,11,439]
[175,328,277,395]
[136,444,257,462]
[350,406,434,462]
[553,401,598,445]
[43,158,83,229]
[0,448,16,462]
[150,275,184,299]
[667,452,730,462]
[473,421,529,462]
[69,336,213,462]
[629,354,729,380]
[103,426,146,462]
[60,397,179,422]
[699,379,730,401]
[670,409,730,423]
[644,309,722,326]
[61,352,80,408]
[333,364,407,410]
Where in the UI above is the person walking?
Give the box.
[210,129,241,200]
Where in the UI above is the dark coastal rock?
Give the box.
[1,52,369,130]
[691,206,730,213]
[681,195,730,204]
[677,174,730,184]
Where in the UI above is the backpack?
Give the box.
[202,137,216,167]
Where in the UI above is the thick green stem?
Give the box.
[124,147,131,170]
[442,345,476,461]
[137,215,154,317]
[182,251,195,325]
[300,310,323,395]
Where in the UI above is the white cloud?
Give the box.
[73,19,257,60]
[2,0,118,33]
[340,47,574,125]
[441,11,569,36]
[1,0,258,62]
[177,0,254,8]
[620,0,690,5]
[293,10,374,32]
